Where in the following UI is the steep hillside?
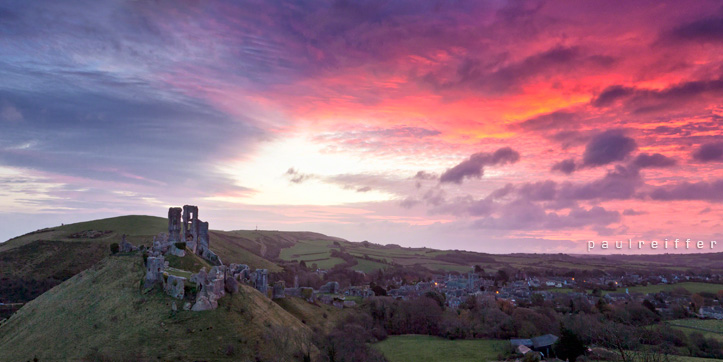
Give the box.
[0,254,315,361]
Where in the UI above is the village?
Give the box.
[136,206,723,320]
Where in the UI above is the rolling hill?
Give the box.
[2,213,723,359]
[3,214,723,317]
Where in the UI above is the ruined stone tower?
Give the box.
[168,207,182,242]
[182,205,199,252]
[166,205,222,266]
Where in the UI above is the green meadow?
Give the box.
[374,335,503,362]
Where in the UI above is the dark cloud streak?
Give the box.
[440,147,520,184]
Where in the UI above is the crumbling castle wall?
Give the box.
[145,256,165,287]
[255,269,268,295]
[164,275,186,299]
[168,208,182,243]
[272,281,285,299]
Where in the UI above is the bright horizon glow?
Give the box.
[1,0,722,254]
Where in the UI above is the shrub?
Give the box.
[184,284,198,296]
[522,352,541,362]
[554,327,587,362]
[110,243,119,254]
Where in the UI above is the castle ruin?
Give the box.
[164,205,221,266]
[140,205,352,313]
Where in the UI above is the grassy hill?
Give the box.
[2,213,723,321]
[0,216,169,313]
[0,254,315,361]
[0,215,346,309]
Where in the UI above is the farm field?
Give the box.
[549,282,723,296]
[673,357,723,362]
[623,282,723,295]
[667,319,723,333]
[373,335,503,362]
[667,319,723,342]
[352,258,389,273]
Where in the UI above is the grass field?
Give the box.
[672,357,723,362]
[549,282,723,296]
[373,335,504,362]
[667,319,723,333]
[352,258,389,273]
[666,319,723,342]
[623,282,723,295]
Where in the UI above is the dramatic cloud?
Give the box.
[474,200,620,230]
[440,147,520,184]
[561,165,642,200]
[582,130,637,167]
[517,180,558,201]
[515,111,578,132]
[1,0,722,252]
[670,16,723,43]
[591,79,723,114]
[692,142,723,162]
[631,153,677,168]
[551,159,577,174]
[592,86,634,108]
[649,179,723,201]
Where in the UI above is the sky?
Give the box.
[1,0,722,254]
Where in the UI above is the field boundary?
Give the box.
[667,322,723,335]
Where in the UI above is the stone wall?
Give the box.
[168,208,182,242]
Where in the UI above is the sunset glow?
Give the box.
[1,0,722,253]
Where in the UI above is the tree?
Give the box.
[642,300,657,315]
[460,295,477,310]
[691,293,705,310]
[496,270,509,285]
[371,285,387,296]
[424,290,446,309]
[555,327,587,362]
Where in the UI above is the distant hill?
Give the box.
[2,214,723,318]
[0,254,322,361]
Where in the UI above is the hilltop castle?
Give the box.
[142,205,274,311]
[167,205,220,265]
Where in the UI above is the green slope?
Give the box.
[0,254,314,361]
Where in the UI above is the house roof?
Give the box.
[531,334,559,348]
[510,338,533,347]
